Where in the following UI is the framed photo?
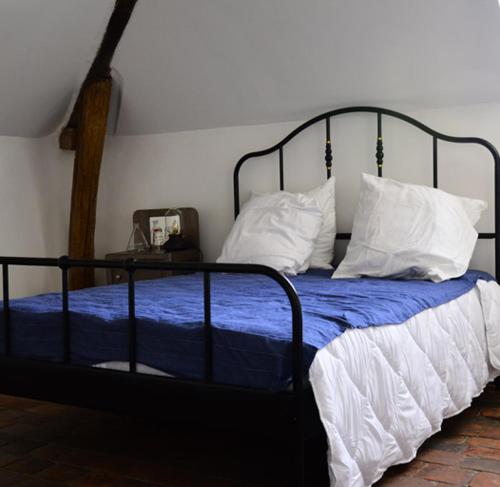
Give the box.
[149,216,167,246]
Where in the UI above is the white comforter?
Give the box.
[309,280,500,486]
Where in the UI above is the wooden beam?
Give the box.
[60,0,138,289]
[59,0,138,150]
[68,78,112,290]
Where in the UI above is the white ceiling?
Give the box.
[0,0,114,137]
[2,0,500,137]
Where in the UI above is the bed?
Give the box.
[1,106,500,487]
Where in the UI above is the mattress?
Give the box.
[0,270,490,391]
[310,279,500,486]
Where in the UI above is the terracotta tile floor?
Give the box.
[0,385,498,486]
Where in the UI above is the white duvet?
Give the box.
[310,279,500,486]
[95,280,500,487]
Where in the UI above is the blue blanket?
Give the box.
[0,269,493,391]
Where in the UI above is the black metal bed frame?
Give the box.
[234,106,500,277]
[1,107,499,487]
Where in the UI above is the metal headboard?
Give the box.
[233,106,500,278]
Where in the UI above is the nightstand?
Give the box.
[106,207,201,285]
[105,248,202,284]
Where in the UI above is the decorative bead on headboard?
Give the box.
[325,117,333,179]
[376,112,384,177]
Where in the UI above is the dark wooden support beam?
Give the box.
[68,78,112,290]
[60,0,137,289]
[60,0,137,150]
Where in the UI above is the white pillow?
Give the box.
[332,173,487,282]
[252,177,337,269]
[304,177,337,269]
[217,191,323,275]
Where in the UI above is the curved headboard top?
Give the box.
[232,106,500,278]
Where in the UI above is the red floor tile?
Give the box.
[0,385,497,486]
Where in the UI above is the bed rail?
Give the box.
[0,256,306,486]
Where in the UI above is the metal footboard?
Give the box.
[0,256,306,486]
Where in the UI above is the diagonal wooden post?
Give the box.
[60,1,137,289]
[68,78,112,290]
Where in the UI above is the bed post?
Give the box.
[294,389,305,487]
[203,271,213,382]
[2,264,10,356]
[127,260,137,374]
[290,290,304,487]
[495,152,500,283]
[59,256,71,364]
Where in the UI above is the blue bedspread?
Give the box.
[0,269,493,391]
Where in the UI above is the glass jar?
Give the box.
[127,223,150,253]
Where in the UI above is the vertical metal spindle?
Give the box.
[376,112,384,177]
[279,147,284,190]
[325,117,333,179]
[234,173,241,219]
[128,264,137,373]
[60,257,70,363]
[203,271,213,382]
[2,264,10,356]
[433,136,438,188]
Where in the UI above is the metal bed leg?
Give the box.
[295,404,305,487]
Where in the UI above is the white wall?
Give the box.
[0,102,498,298]
[0,134,72,297]
[96,102,500,277]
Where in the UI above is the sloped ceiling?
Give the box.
[0,0,114,137]
[113,0,500,134]
[2,0,500,137]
